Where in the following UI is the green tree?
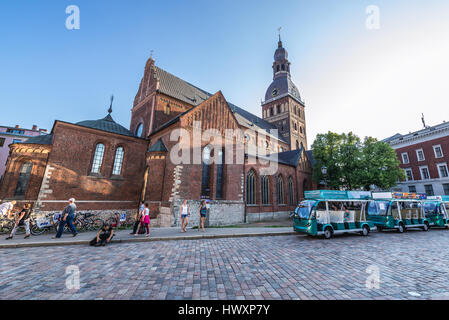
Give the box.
[311,132,405,190]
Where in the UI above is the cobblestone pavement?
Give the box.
[1,228,449,300]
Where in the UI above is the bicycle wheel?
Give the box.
[2,220,15,235]
[89,218,104,230]
[30,223,45,236]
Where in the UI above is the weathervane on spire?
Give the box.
[277,27,282,41]
[108,95,114,114]
[150,50,154,59]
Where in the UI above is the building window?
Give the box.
[0,138,5,147]
[91,143,105,174]
[288,177,294,205]
[261,175,270,205]
[14,161,33,197]
[270,107,274,116]
[276,65,280,72]
[276,105,281,114]
[246,170,256,205]
[437,163,449,178]
[164,104,171,115]
[433,145,444,158]
[401,152,409,164]
[112,147,124,175]
[135,123,143,138]
[7,128,24,135]
[281,64,285,71]
[424,184,434,196]
[416,149,425,161]
[296,140,300,150]
[420,166,430,180]
[201,146,212,199]
[443,184,449,196]
[408,185,417,193]
[404,169,413,181]
[216,149,224,199]
[279,146,284,152]
[277,175,284,205]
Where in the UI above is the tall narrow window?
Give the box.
[288,177,294,205]
[216,149,224,199]
[91,143,105,174]
[112,147,124,175]
[261,176,270,205]
[246,170,256,205]
[201,146,211,198]
[14,161,33,197]
[135,123,143,137]
[277,175,284,204]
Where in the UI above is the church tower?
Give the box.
[261,33,307,150]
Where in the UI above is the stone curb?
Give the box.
[0,231,296,249]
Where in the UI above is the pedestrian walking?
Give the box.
[89,223,114,246]
[53,198,77,238]
[180,199,190,233]
[198,200,207,232]
[5,203,32,240]
[135,203,150,237]
[0,200,16,219]
[130,201,145,235]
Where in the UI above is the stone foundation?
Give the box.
[172,200,245,227]
[246,211,291,223]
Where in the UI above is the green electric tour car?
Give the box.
[366,192,438,232]
[293,190,376,239]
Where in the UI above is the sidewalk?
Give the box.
[0,225,295,249]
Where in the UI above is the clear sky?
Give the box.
[1,0,448,146]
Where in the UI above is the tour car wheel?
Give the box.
[324,227,333,239]
[422,221,429,232]
[362,225,370,236]
[398,223,405,233]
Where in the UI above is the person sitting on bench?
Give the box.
[90,223,114,246]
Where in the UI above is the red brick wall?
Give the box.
[35,122,148,211]
[395,136,449,181]
[0,144,50,201]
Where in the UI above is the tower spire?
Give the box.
[108,94,114,114]
[277,27,282,46]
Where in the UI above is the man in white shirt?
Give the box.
[0,201,16,219]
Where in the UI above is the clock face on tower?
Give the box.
[271,88,279,97]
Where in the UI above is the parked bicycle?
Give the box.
[105,212,134,229]
[76,212,104,231]
[30,212,59,235]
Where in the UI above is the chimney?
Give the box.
[15,125,20,128]
[32,125,38,131]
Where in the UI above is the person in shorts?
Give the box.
[135,203,150,237]
[198,200,207,232]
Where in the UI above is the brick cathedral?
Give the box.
[0,37,314,226]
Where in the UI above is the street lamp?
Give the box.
[321,166,328,189]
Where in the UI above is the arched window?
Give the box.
[281,64,285,71]
[135,123,143,138]
[246,170,256,205]
[14,161,33,196]
[112,147,124,175]
[165,104,171,115]
[216,149,224,199]
[277,175,284,204]
[270,107,274,116]
[294,122,297,131]
[261,175,270,205]
[201,146,211,198]
[91,143,105,174]
[276,65,280,72]
[276,105,281,114]
[288,177,294,205]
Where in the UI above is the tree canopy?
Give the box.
[311,132,405,190]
